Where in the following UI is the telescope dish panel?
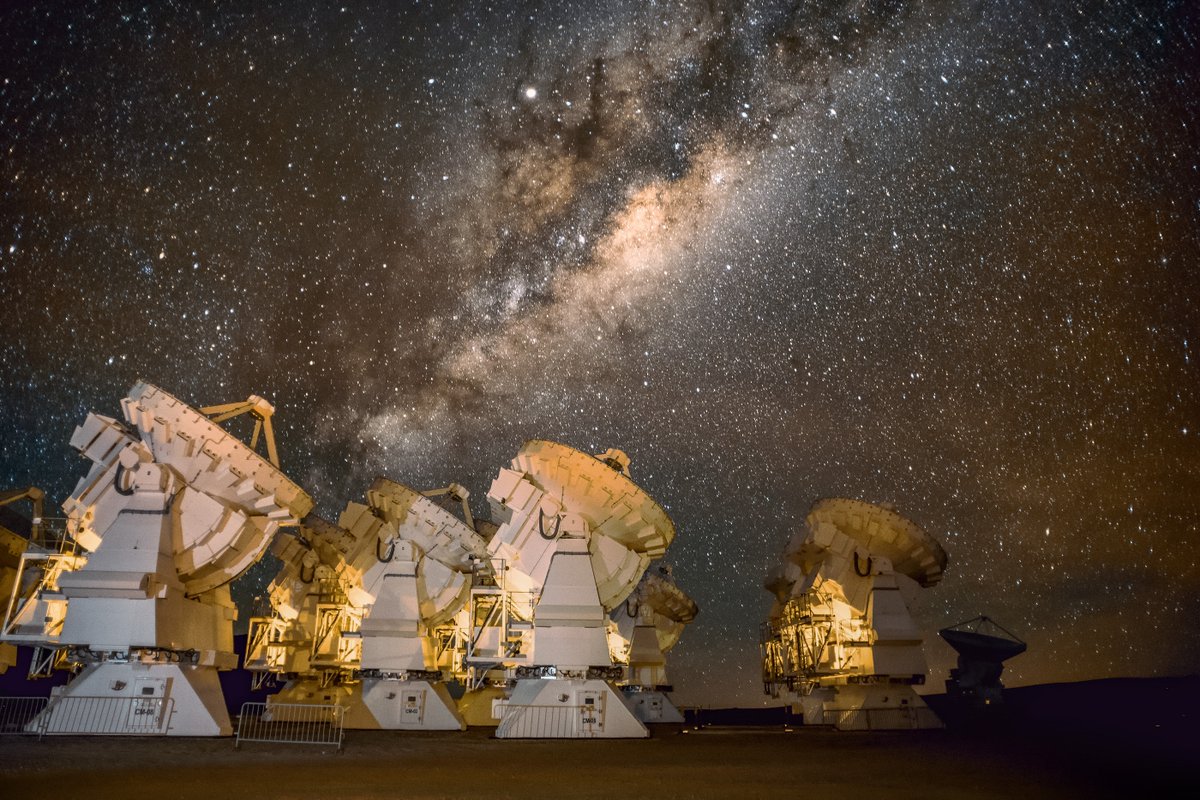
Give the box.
[640,570,698,653]
[641,571,698,624]
[612,567,698,662]
[513,439,674,556]
[120,381,313,594]
[275,515,351,581]
[123,381,313,517]
[416,556,470,627]
[297,515,352,557]
[939,616,1027,663]
[591,534,651,609]
[806,497,947,587]
[294,513,377,578]
[366,478,489,571]
[510,440,675,609]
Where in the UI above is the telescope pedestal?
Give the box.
[814,685,942,730]
[359,677,465,730]
[623,688,684,724]
[497,678,647,738]
[268,677,465,730]
[32,660,230,736]
[457,686,507,726]
[268,679,377,728]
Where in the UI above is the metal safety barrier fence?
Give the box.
[235,702,344,751]
[31,694,175,736]
[825,705,943,730]
[496,703,602,738]
[0,696,48,735]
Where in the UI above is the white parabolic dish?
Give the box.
[511,439,675,607]
[119,380,314,594]
[805,497,947,587]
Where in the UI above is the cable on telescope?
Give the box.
[376,536,395,563]
[537,509,562,541]
[113,463,136,496]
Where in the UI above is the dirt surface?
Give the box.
[1,724,1188,800]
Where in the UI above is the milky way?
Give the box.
[1,1,1196,704]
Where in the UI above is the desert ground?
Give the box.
[0,721,1190,800]
[2,677,1195,799]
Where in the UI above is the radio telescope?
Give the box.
[243,514,366,701]
[0,382,312,736]
[939,615,1026,707]
[761,498,947,730]
[609,564,698,724]
[252,477,488,730]
[474,440,675,738]
[2,486,82,680]
[0,487,48,674]
[341,477,488,729]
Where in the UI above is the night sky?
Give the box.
[1,1,1196,706]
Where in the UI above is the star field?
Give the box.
[1,1,1196,706]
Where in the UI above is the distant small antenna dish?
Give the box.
[939,615,1027,663]
[939,615,1026,707]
